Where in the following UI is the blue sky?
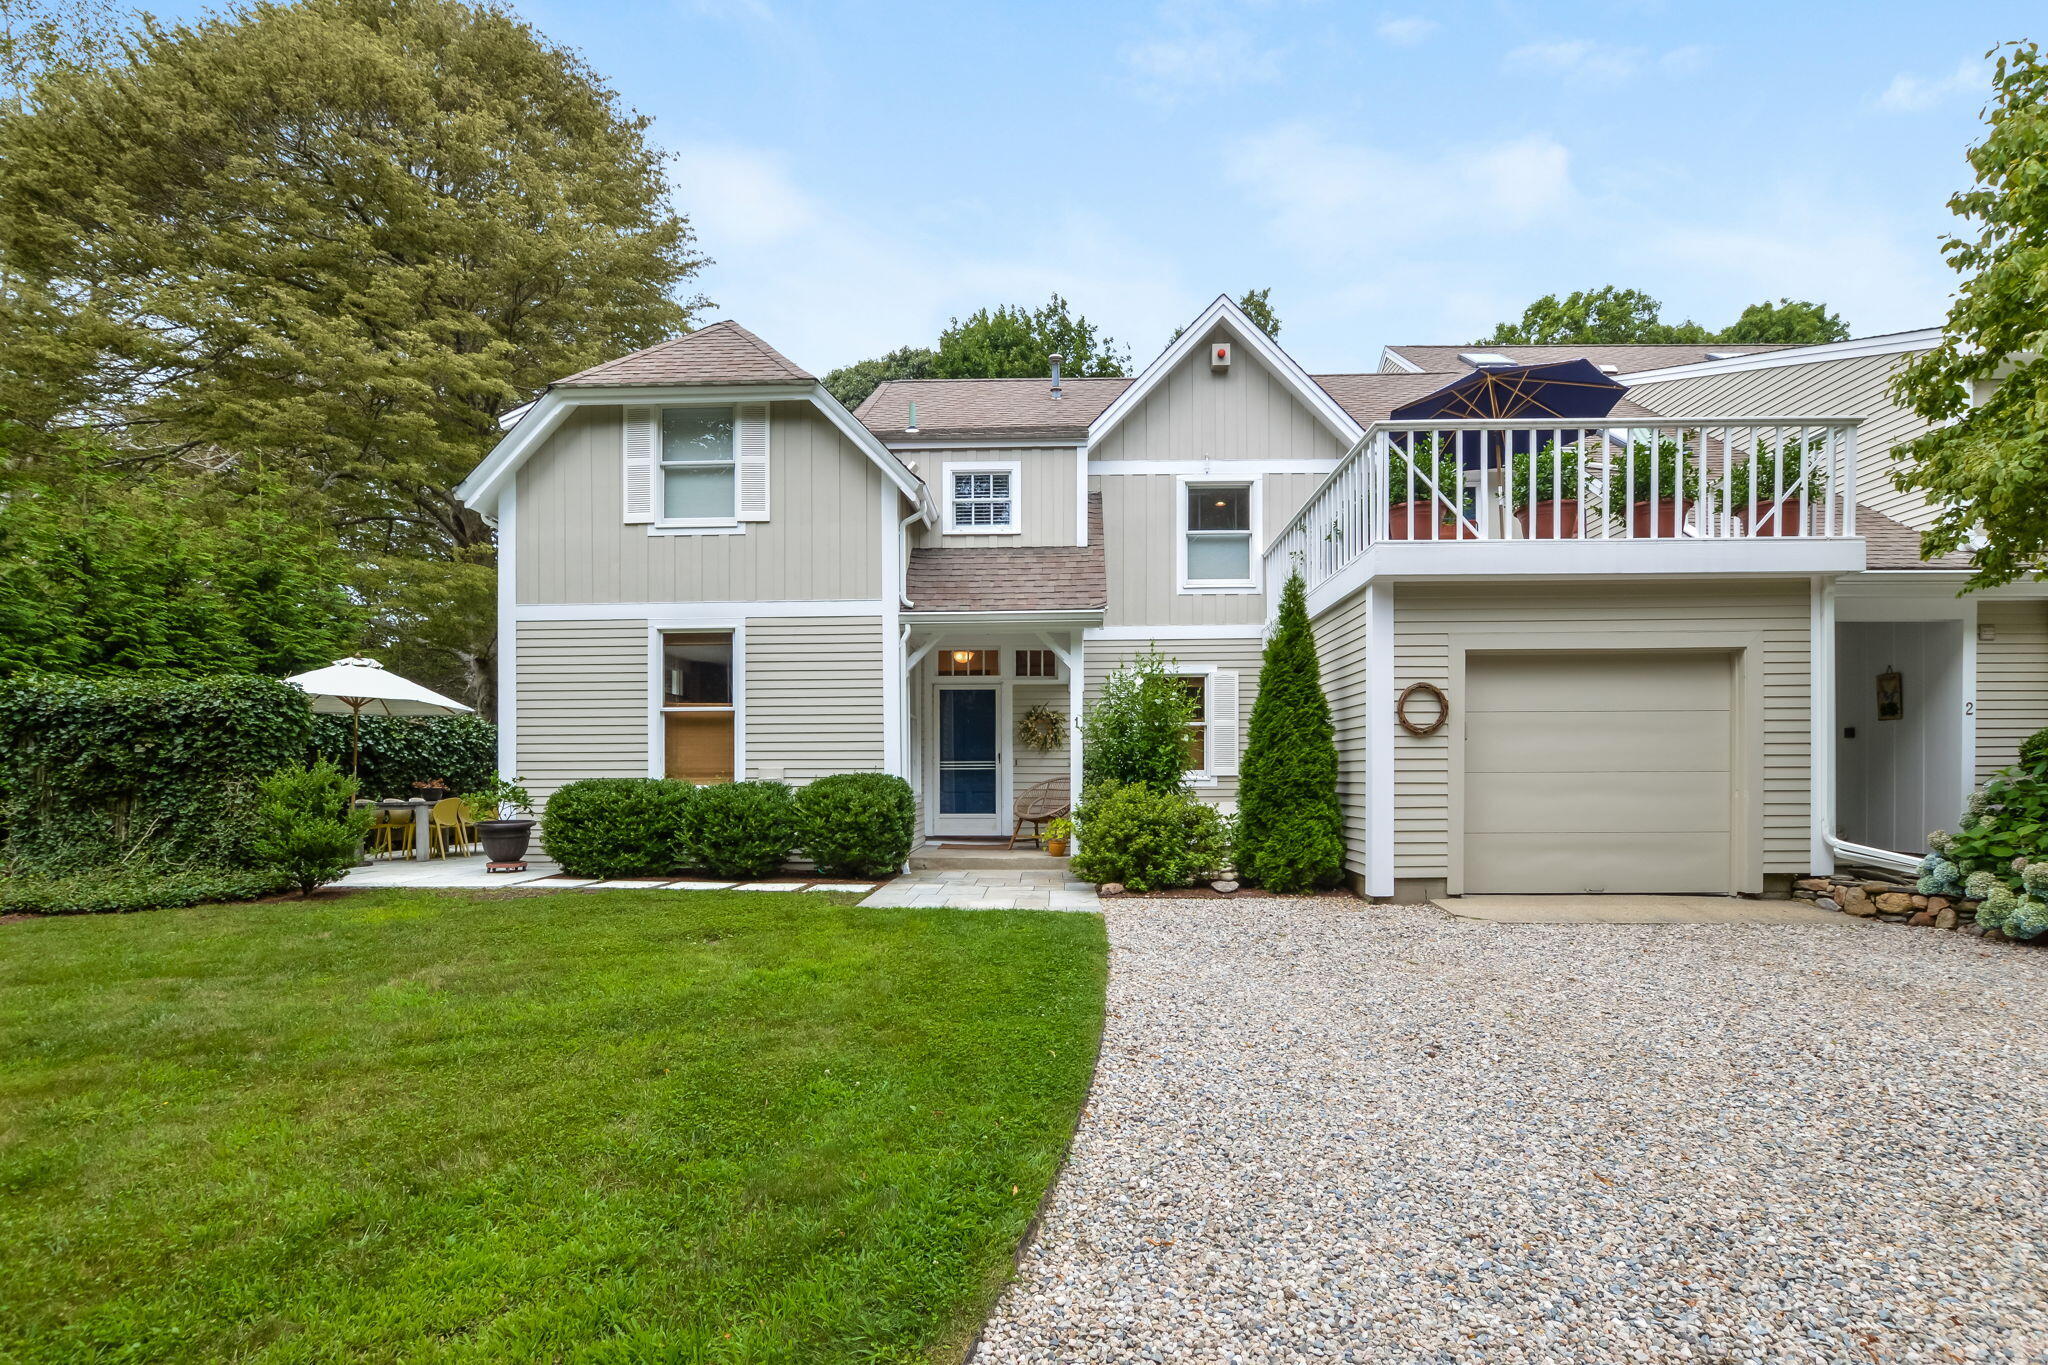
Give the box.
[169,1,2040,373]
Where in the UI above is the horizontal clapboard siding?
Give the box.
[1311,591,1372,882]
[1627,350,1936,531]
[1391,581,1812,880]
[744,616,886,781]
[1084,635,1266,807]
[515,618,650,800]
[1092,470,1326,628]
[1976,601,2048,783]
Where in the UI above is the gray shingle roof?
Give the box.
[1859,507,1973,570]
[1383,343,1801,376]
[1312,372,1669,427]
[555,320,814,387]
[857,377,1131,445]
[906,494,1106,612]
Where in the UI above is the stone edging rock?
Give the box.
[1793,874,2027,942]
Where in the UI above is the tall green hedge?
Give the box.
[1234,572,1344,891]
[308,714,496,800]
[0,674,314,872]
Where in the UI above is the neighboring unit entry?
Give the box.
[1210,341,1232,371]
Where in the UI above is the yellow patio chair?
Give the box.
[427,797,473,859]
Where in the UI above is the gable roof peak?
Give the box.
[554,319,815,388]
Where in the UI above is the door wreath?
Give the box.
[1396,681,1449,736]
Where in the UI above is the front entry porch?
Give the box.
[901,619,1085,847]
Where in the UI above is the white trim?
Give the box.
[1089,294,1364,449]
[886,439,1084,451]
[1177,474,1263,593]
[907,609,1104,628]
[457,382,931,522]
[1090,458,1339,476]
[1364,582,1395,899]
[1085,624,1269,640]
[928,680,1009,837]
[1810,577,1836,876]
[646,523,746,537]
[646,622,745,781]
[880,480,904,779]
[1618,328,1941,383]
[1376,347,1426,374]
[1075,443,1089,547]
[515,598,886,622]
[496,479,518,780]
[1177,664,1221,783]
[940,458,1023,536]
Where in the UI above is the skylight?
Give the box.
[1457,351,1517,368]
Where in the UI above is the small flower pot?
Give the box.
[477,818,535,865]
[1629,498,1694,538]
[1513,498,1582,539]
[1044,837,1070,857]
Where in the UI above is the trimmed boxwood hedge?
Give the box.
[794,773,915,877]
[679,781,800,880]
[540,779,694,879]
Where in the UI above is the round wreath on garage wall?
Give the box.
[1396,682,1449,736]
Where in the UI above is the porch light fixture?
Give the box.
[951,650,975,664]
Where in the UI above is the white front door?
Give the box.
[933,684,1005,836]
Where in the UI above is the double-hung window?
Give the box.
[944,461,1020,534]
[1183,481,1256,588]
[661,406,736,523]
[1180,676,1208,774]
[661,631,735,783]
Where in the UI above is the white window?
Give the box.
[1174,668,1241,781]
[1180,675,1209,773]
[659,631,736,783]
[1180,480,1259,590]
[944,461,1021,534]
[661,406,736,523]
[1014,648,1060,678]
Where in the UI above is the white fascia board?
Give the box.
[455,381,932,524]
[513,598,887,622]
[1618,328,1942,384]
[1088,294,1364,449]
[903,609,1105,629]
[887,439,1084,451]
[1377,347,1426,374]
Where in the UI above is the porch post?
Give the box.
[1068,632,1085,829]
[1810,576,1837,877]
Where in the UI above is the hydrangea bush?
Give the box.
[1922,726,2048,939]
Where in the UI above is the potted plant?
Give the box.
[1510,440,1584,539]
[1604,436,1700,537]
[1729,437,1825,537]
[1383,435,1474,540]
[461,773,537,866]
[1043,816,1073,858]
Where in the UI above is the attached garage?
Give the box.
[1463,651,1738,894]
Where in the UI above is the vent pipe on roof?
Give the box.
[1048,353,1064,399]
[905,400,919,434]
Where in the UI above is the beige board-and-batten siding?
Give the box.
[1309,590,1373,884]
[1093,470,1326,628]
[513,615,887,802]
[1976,600,2048,783]
[913,447,1077,549]
[1083,635,1264,807]
[1385,581,1813,888]
[1089,330,1347,465]
[516,401,887,604]
[1625,350,1935,532]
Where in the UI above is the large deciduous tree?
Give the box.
[1233,573,1343,892]
[822,344,936,410]
[931,294,1130,380]
[1891,42,2048,589]
[0,0,707,712]
[1718,298,1850,345]
[1480,286,1852,348]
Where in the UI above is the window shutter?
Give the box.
[622,406,657,524]
[1209,669,1241,776]
[736,403,771,521]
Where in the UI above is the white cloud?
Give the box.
[1501,39,1708,84]
[1375,16,1436,47]
[663,142,1188,371]
[1876,58,1986,113]
[1223,122,1575,264]
[1122,21,1283,104]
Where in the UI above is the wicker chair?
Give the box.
[1008,777,1072,849]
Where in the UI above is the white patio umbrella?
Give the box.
[285,657,473,775]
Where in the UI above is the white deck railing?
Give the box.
[1266,417,1861,590]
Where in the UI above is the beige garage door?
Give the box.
[1464,651,1734,894]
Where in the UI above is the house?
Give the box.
[454,297,2048,899]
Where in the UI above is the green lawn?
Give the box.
[0,889,1107,1363]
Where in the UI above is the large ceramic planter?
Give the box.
[1628,498,1694,538]
[477,818,535,864]
[1514,497,1582,539]
[1738,498,1808,536]
[1385,500,1473,541]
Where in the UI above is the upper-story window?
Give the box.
[661,406,736,522]
[1181,480,1258,590]
[944,460,1021,535]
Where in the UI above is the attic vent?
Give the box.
[1458,351,1516,369]
[1210,342,1232,371]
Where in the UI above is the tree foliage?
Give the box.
[1719,298,1850,345]
[0,443,360,678]
[1479,285,1851,347]
[0,0,708,712]
[931,294,1130,380]
[1890,41,2048,589]
[1080,651,1195,795]
[248,760,374,896]
[1234,573,1343,891]
[822,344,936,410]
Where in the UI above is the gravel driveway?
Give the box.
[973,898,2048,1364]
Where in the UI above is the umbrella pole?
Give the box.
[351,704,362,778]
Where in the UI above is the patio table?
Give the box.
[375,799,433,859]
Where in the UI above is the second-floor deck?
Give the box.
[1266,417,1866,598]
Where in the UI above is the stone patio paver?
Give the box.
[858,868,1097,912]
